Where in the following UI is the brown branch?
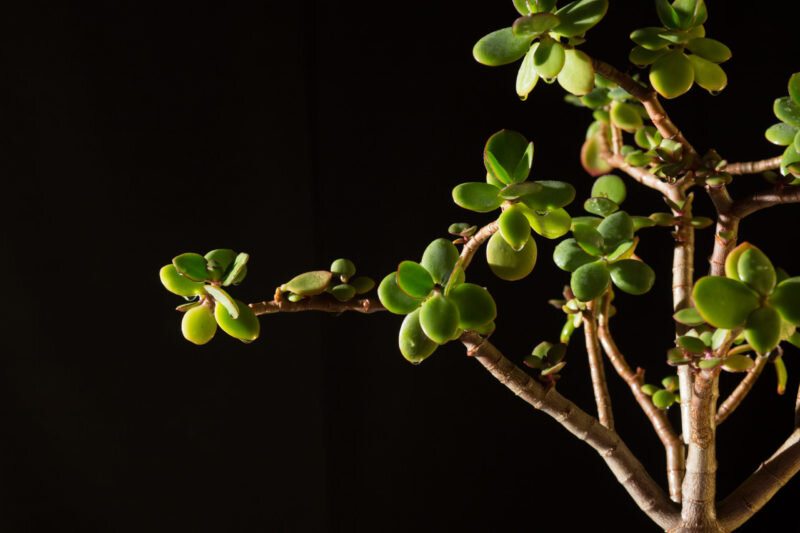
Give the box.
[718,429,800,531]
[672,207,695,444]
[460,331,680,530]
[583,303,615,430]
[724,156,783,175]
[795,382,800,429]
[716,355,769,426]
[460,221,498,270]
[610,122,623,155]
[597,293,685,503]
[706,185,739,277]
[730,185,800,219]
[250,295,385,315]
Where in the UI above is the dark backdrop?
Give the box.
[3,1,799,531]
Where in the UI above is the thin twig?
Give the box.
[460,221,499,270]
[597,293,685,503]
[460,331,680,530]
[730,185,800,219]
[724,156,783,175]
[583,303,614,430]
[250,295,385,315]
[610,122,623,155]
[716,355,769,426]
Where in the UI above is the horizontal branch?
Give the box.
[250,295,385,316]
[460,331,680,530]
[724,156,783,175]
[715,355,769,426]
[730,185,800,219]
[718,429,800,531]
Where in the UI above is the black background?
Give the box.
[3,1,800,531]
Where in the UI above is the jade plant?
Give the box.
[160,1,800,531]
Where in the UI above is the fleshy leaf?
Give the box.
[182,305,217,345]
[420,294,460,345]
[573,223,604,256]
[519,180,576,210]
[629,46,668,67]
[517,44,540,99]
[378,273,422,315]
[484,130,532,184]
[486,231,537,281]
[205,249,237,281]
[686,38,731,63]
[398,308,439,363]
[630,27,670,50]
[723,354,754,373]
[512,12,561,38]
[745,306,782,355]
[674,307,705,326]
[552,0,609,37]
[770,277,800,326]
[160,264,206,297]
[597,211,634,252]
[584,197,619,217]
[330,283,357,302]
[448,283,497,330]
[421,238,460,285]
[282,270,333,297]
[557,49,595,96]
[204,285,239,319]
[652,389,676,409]
[650,51,694,99]
[737,245,776,295]
[499,204,532,251]
[222,253,249,286]
[215,298,260,342]
[693,276,760,328]
[655,0,680,29]
[350,276,375,294]
[452,182,503,212]
[173,253,211,283]
[500,182,543,200]
[553,238,596,272]
[571,261,610,301]
[688,55,727,93]
[775,96,800,128]
[521,206,572,239]
[790,73,800,107]
[677,335,707,354]
[396,261,434,299]
[609,259,655,295]
[610,102,643,132]
[473,28,533,66]
[533,37,566,79]
[581,135,613,176]
[330,258,357,281]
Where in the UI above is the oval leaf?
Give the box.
[182,305,217,345]
[521,206,572,239]
[533,38,566,79]
[596,211,634,252]
[399,308,439,363]
[421,238,460,285]
[204,285,239,319]
[650,51,694,99]
[499,204,532,251]
[160,264,206,297]
[693,276,760,329]
[420,294,460,345]
[473,28,533,67]
[486,231,537,281]
[688,54,727,93]
[557,48,595,96]
[396,261,434,298]
[452,182,503,212]
[571,261,610,301]
[609,259,655,295]
[737,245,776,295]
[173,253,211,282]
[769,277,800,326]
[283,270,333,296]
[448,283,497,330]
[215,299,260,342]
[378,273,422,315]
[745,305,782,355]
[553,0,609,37]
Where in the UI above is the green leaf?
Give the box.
[770,277,800,326]
[215,298,260,342]
[632,216,656,230]
[221,253,249,286]
[641,384,659,396]
[160,264,207,297]
[597,211,634,252]
[629,46,668,67]
[378,273,422,315]
[571,216,602,229]
[519,180,576,210]
[350,276,375,294]
[634,127,661,149]
[553,238,596,272]
[517,44,540,100]
[573,223,605,256]
[448,283,497,330]
[677,335,707,354]
[541,361,567,376]
[512,12,561,37]
[655,0,681,29]
[513,0,533,15]
[521,206,572,239]
[674,307,705,326]
[552,0,609,37]
[330,258,357,281]
[650,51,694,99]
[775,356,788,394]
[698,358,722,369]
[282,270,333,296]
[693,276,760,329]
[486,231,537,281]
[533,38,566,79]
[610,102,644,132]
[630,27,671,50]
[557,49,595,96]
[473,28,533,67]
[745,306,782,355]
[398,308,439,363]
[781,144,800,177]
[584,197,619,217]
[711,328,730,350]
[790,73,800,107]
[652,389,676,409]
[421,238,460,285]
[182,305,217,345]
[581,135,613,176]
[724,242,751,281]
[500,182,544,200]
[173,253,211,282]
[484,130,532,184]
[571,261,610,301]
[662,375,680,391]
[775,96,800,128]
[205,249,237,281]
[609,259,655,295]
[686,38,731,63]
[672,0,707,28]
[397,261,434,298]
[448,223,477,237]
[204,285,239,319]
[452,182,503,212]
[499,205,532,251]
[330,283,357,302]
[420,294,460,345]
[591,175,626,205]
[722,354,754,373]
[688,55,727,93]
[580,88,612,108]
[737,245,776,295]
[605,239,637,261]
[513,142,535,183]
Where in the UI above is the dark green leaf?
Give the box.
[484,130,532,184]
[573,223,604,256]
[693,276,760,328]
[420,294,460,344]
[677,335,707,354]
[737,245,776,295]
[745,306,782,355]
[770,277,800,326]
[775,96,800,128]
[330,283,357,302]
[571,261,610,301]
[448,283,497,330]
[553,238,596,272]
[655,0,680,29]
[421,238,460,285]
[609,259,655,295]
[789,73,800,107]
[398,308,439,363]
[397,261,434,298]
[584,197,620,217]
[597,211,634,252]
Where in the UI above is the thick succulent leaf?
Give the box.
[519,180,576,210]
[790,73,800,107]
[182,305,217,345]
[724,242,751,281]
[770,277,800,326]
[596,211,634,252]
[672,0,707,28]
[605,238,637,262]
[655,0,681,29]
[650,51,694,99]
[330,258,357,281]
[282,270,332,296]
[420,294,460,345]
[652,389,676,409]
[674,307,705,326]
[557,49,595,96]
[499,204,533,251]
[630,27,670,50]
[573,223,604,256]
[737,245,776,295]
[222,253,249,286]
[397,261,434,298]
[160,264,206,297]
[399,308,438,363]
[331,283,357,302]
[629,46,668,67]
[688,55,727,93]
[517,44,540,99]
[775,97,800,128]
[204,285,239,319]
[677,335,707,354]
[513,0,533,15]
[763,122,794,146]
[571,261,611,301]
[781,144,800,177]
[486,231,537,281]
[553,238,596,272]
[686,37,731,63]
[512,12,561,37]
[634,127,661,149]
[533,38,566,79]
[215,298,260,342]
[775,357,788,395]
[452,182,503,212]
[378,273,422,315]
[421,238,460,285]
[693,276,760,328]
[609,259,655,295]
[448,283,497,330]
[512,142,535,183]
[745,306,782,355]
[632,216,656,230]
[350,276,375,294]
[521,206,572,239]
[584,197,619,217]
[610,102,644,132]
[473,28,533,66]
[581,135,613,176]
[173,253,211,282]
[500,182,543,200]
[591,174,626,204]
[205,249,237,281]
[552,0,608,37]
[484,130,532,184]
[581,88,612,108]
[723,354,755,373]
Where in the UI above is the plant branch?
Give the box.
[730,185,800,219]
[597,293,685,503]
[724,156,783,175]
[460,221,499,270]
[250,294,386,315]
[706,185,738,277]
[583,303,615,430]
[718,429,800,531]
[460,331,680,530]
[716,355,769,426]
